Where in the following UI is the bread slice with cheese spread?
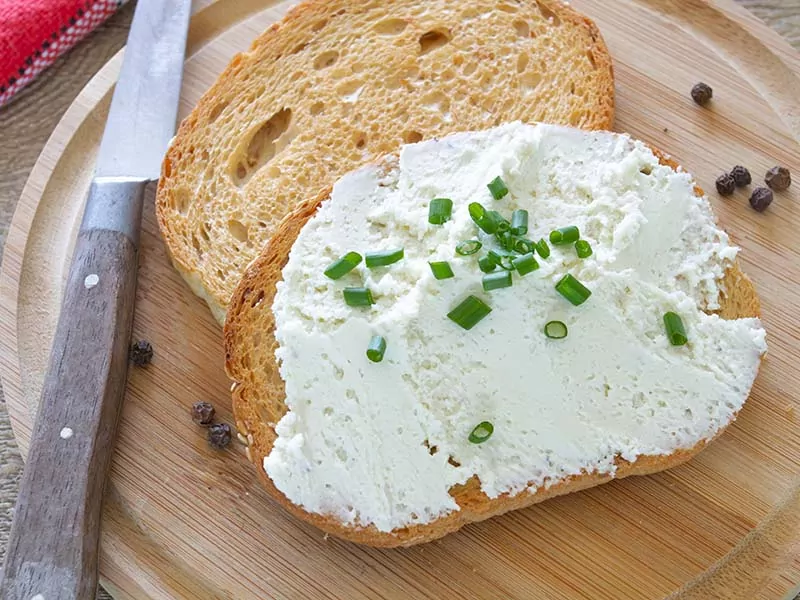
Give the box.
[156,0,614,324]
[224,123,765,547]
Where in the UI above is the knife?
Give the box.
[0,1,191,598]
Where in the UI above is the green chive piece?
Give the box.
[544,320,568,339]
[469,202,498,234]
[555,273,592,306]
[514,238,536,255]
[429,261,455,280]
[575,240,593,258]
[488,250,514,271]
[343,287,375,307]
[478,255,497,273]
[549,226,580,245]
[512,252,540,276]
[498,231,515,252]
[482,270,513,292]
[511,209,529,235]
[448,295,492,330]
[365,248,404,268]
[496,220,511,234]
[428,198,453,225]
[324,252,362,280]
[536,238,551,259]
[469,421,494,444]
[487,176,509,200]
[456,240,482,256]
[663,312,688,346]
[366,335,387,362]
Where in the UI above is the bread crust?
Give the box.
[223,151,762,547]
[157,0,615,322]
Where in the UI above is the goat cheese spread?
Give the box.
[268,122,766,532]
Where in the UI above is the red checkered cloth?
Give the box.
[0,0,128,107]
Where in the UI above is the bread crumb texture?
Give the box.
[157,0,614,321]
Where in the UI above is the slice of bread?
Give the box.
[223,131,762,548]
[156,0,614,323]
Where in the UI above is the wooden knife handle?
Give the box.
[0,179,147,600]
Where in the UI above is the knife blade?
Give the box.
[0,1,191,598]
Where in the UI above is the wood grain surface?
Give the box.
[1,1,800,599]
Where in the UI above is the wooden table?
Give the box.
[0,1,798,598]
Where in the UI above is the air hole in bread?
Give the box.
[374,18,408,35]
[309,101,325,115]
[191,234,203,257]
[462,61,478,76]
[520,71,543,94]
[498,3,519,12]
[312,18,327,32]
[216,268,226,282]
[536,1,561,26]
[421,90,450,113]
[173,187,190,215]
[514,20,530,38]
[353,132,367,149]
[207,100,228,124]
[337,80,364,102]
[199,224,210,242]
[228,219,250,244]
[291,42,307,55]
[231,108,295,187]
[569,110,582,126]
[163,158,173,178]
[419,29,451,55]
[586,49,596,68]
[569,81,576,95]
[517,53,529,73]
[403,130,423,144]
[314,50,338,70]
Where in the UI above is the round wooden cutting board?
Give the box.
[2,0,800,598]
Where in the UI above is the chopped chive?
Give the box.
[511,209,529,235]
[469,421,494,444]
[366,335,387,362]
[555,273,592,306]
[428,198,453,225]
[487,176,509,200]
[512,252,539,276]
[544,320,568,339]
[478,255,497,273]
[429,261,455,280]
[448,295,492,330]
[324,252,362,279]
[575,240,593,258]
[498,231,515,252]
[469,203,498,234]
[536,238,551,259]
[514,238,536,255]
[496,220,511,234]
[663,312,688,346]
[488,250,515,271]
[365,248,404,268]
[343,287,374,307]
[482,270,513,291]
[549,226,580,245]
[456,240,482,256]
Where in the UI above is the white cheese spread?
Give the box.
[268,122,767,532]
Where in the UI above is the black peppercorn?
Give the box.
[715,173,735,196]
[765,166,791,191]
[730,165,751,187]
[749,186,773,212]
[191,401,215,427]
[208,423,232,449]
[691,82,713,105]
[129,340,153,366]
